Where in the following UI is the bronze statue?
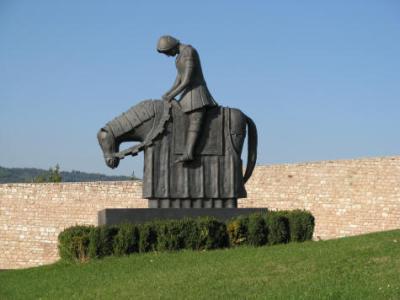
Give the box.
[157,36,218,163]
[97,36,258,208]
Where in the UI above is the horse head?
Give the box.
[97,100,165,169]
[97,126,120,169]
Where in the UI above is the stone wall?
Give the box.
[241,156,400,240]
[1,156,399,269]
[0,181,146,269]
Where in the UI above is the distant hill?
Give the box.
[0,166,136,183]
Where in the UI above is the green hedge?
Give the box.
[226,211,289,247]
[227,215,249,246]
[157,219,194,251]
[113,223,140,256]
[88,226,119,258]
[226,210,314,247]
[247,213,268,246]
[139,222,158,253]
[58,225,93,262]
[58,210,314,262]
[271,210,315,242]
[196,217,229,250]
[265,213,289,245]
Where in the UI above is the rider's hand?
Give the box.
[162,94,173,102]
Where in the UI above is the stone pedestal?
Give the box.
[98,208,267,226]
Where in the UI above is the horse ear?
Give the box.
[97,128,108,141]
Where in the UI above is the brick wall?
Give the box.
[1,156,399,269]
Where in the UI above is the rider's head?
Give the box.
[157,35,180,57]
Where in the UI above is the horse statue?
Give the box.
[97,99,257,208]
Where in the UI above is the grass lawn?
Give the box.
[1,230,400,299]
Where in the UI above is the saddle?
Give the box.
[172,103,224,156]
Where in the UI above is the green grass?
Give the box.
[1,230,400,299]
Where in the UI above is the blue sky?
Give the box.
[1,1,399,177]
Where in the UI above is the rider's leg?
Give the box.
[175,108,205,163]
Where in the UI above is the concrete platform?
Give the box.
[98,208,268,226]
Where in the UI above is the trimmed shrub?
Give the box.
[182,218,203,250]
[196,217,229,250]
[88,226,119,258]
[58,225,93,262]
[113,223,140,256]
[247,213,268,246]
[286,210,315,242]
[227,215,249,246]
[265,212,290,245]
[138,222,158,253]
[271,210,315,242]
[156,219,187,251]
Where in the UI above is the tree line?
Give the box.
[0,165,137,183]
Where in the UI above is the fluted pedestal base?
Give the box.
[148,198,237,208]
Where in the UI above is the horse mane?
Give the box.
[105,100,161,138]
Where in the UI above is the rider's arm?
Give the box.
[163,74,181,98]
[167,58,194,99]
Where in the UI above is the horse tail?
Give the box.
[243,115,258,183]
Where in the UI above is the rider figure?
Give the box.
[157,35,218,163]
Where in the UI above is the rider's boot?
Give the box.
[175,130,199,163]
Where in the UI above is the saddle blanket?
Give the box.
[173,105,224,156]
